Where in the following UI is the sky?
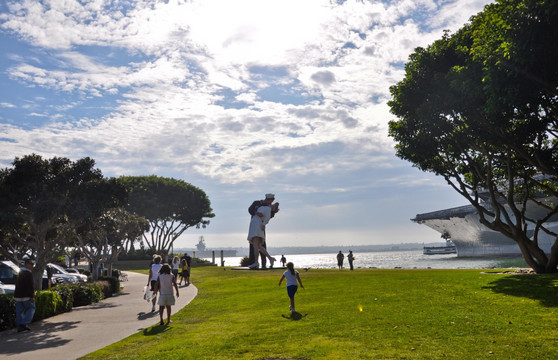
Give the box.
[0,0,494,250]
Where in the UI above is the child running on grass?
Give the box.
[153,264,179,325]
[278,262,304,313]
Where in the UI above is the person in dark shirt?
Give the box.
[14,259,35,332]
[248,193,279,268]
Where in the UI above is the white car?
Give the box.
[0,281,15,294]
[47,263,88,283]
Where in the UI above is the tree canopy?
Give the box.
[118,175,214,253]
[388,0,558,272]
[0,154,127,289]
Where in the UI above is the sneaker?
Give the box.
[17,325,30,332]
[248,262,259,269]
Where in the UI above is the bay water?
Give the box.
[204,250,528,270]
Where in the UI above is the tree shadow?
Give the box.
[281,312,307,321]
[0,321,79,355]
[483,274,558,307]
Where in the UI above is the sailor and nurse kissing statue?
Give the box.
[247,193,279,269]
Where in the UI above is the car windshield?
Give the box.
[49,264,68,274]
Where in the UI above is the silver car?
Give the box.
[47,263,88,283]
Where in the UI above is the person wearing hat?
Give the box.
[247,193,279,269]
[14,259,35,332]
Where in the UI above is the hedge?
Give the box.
[0,294,16,331]
[34,290,64,321]
[98,275,120,295]
[71,282,103,307]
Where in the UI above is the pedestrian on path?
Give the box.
[14,259,35,332]
[148,255,163,312]
[153,264,179,325]
[278,262,304,313]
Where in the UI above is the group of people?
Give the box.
[337,250,355,270]
[147,253,192,326]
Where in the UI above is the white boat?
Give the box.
[423,240,457,255]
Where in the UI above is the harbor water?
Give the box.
[204,250,527,270]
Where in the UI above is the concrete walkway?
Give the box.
[0,271,197,359]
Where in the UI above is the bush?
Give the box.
[34,290,64,321]
[0,294,15,331]
[72,283,103,307]
[240,256,251,267]
[95,281,112,299]
[99,275,120,295]
[53,284,74,313]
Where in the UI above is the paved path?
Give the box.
[0,271,197,359]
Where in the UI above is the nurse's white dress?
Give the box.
[247,205,271,241]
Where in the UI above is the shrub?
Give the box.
[240,256,251,267]
[72,282,103,307]
[99,275,120,295]
[95,280,112,299]
[0,294,15,331]
[53,284,74,313]
[34,290,63,321]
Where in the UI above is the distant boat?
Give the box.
[423,239,457,255]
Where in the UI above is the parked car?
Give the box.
[0,280,15,294]
[64,268,80,274]
[0,260,55,290]
[47,263,87,283]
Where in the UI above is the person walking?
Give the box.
[278,262,304,313]
[280,255,287,267]
[347,250,355,270]
[153,264,179,326]
[171,256,180,279]
[148,255,163,312]
[182,253,192,285]
[336,251,344,270]
[14,259,35,332]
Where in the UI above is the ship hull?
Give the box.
[414,205,557,257]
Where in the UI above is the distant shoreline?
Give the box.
[174,243,438,256]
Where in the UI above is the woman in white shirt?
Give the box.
[278,262,304,313]
[148,255,163,312]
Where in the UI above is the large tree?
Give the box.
[119,175,214,253]
[75,207,149,280]
[0,154,127,289]
[388,0,558,272]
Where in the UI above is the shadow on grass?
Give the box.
[281,312,308,321]
[484,274,558,307]
[142,323,172,336]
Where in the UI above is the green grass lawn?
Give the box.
[82,267,558,360]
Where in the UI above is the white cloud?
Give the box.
[0,0,494,247]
